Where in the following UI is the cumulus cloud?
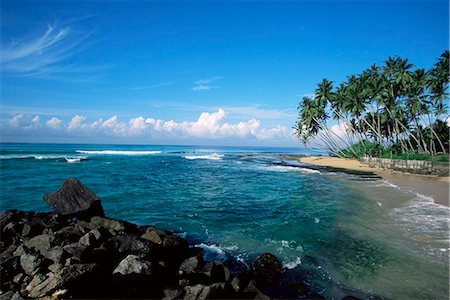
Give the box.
[8,114,25,127]
[46,117,63,129]
[68,115,87,130]
[3,109,294,142]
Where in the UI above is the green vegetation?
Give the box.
[294,50,449,161]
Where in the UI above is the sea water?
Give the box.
[0,143,448,299]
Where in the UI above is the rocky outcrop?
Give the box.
[0,178,324,299]
[43,178,105,219]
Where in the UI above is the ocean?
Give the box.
[1,143,449,299]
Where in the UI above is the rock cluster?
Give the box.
[0,178,319,299]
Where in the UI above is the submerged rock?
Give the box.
[43,178,105,219]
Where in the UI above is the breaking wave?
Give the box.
[184,153,224,160]
[76,150,161,155]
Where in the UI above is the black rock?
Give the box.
[200,260,230,283]
[20,253,44,276]
[179,256,202,276]
[43,178,105,219]
[113,254,152,276]
[108,234,153,256]
[252,252,282,284]
[24,234,54,255]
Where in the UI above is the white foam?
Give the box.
[392,192,450,240]
[65,157,87,163]
[0,154,87,161]
[184,153,224,160]
[382,180,400,189]
[76,150,161,155]
[283,256,302,269]
[259,165,321,174]
[195,243,226,261]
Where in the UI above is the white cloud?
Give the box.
[193,76,222,85]
[192,76,221,91]
[4,109,294,142]
[130,81,174,90]
[1,23,95,79]
[46,117,63,129]
[8,114,25,127]
[68,115,87,130]
[192,85,215,91]
[329,122,348,139]
[224,106,296,120]
[129,116,147,134]
[32,116,40,123]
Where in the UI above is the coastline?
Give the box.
[298,156,450,207]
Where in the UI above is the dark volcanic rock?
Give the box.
[43,178,105,219]
[179,256,202,275]
[253,252,282,284]
[0,179,308,299]
[200,260,230,283]
[113,254,152,275]
[20,253,45,276]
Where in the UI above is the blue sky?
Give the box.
[1,0,448,146]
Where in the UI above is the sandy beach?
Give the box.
[299,156,450,206]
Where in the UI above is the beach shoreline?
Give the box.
[298,156,450,207]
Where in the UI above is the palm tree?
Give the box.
[295,50,449,158]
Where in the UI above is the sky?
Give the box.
[1,0,448,146]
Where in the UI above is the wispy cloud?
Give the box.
[224,106,297,120]
[191,76,222,91]
[129,81,174,90]
[1,22,99,80]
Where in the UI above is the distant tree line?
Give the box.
[294,50,449,159]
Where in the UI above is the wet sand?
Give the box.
[299,156,450,206]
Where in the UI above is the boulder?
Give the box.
[113,254,152,276]
[62,243,87,259]
[43,178,105,219]
[163,288,184,300]
[54,226,85,245]
[230,270,252,293]
[108,234,153,256]
[243,280,270,300]
[179,256,202,275]
[27,263,98,298]
[42,247,64,264]
[78,229,102,247]
[252,252,282,284]
[200,260,230,283]
[24,234,54,255]
[141,230,162,244]
[20,253,44,276]
[161,235,190,262]
[183,283,227,300]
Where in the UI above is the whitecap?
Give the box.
[283,256,302,269]
[64,157,87,163]
[76,150,161,155]
[183,153,224,160]
[259,165,321,174]
[194,243,226,261]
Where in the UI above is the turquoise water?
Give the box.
[1,143,449,299]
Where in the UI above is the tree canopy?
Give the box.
[295,50,449,158]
